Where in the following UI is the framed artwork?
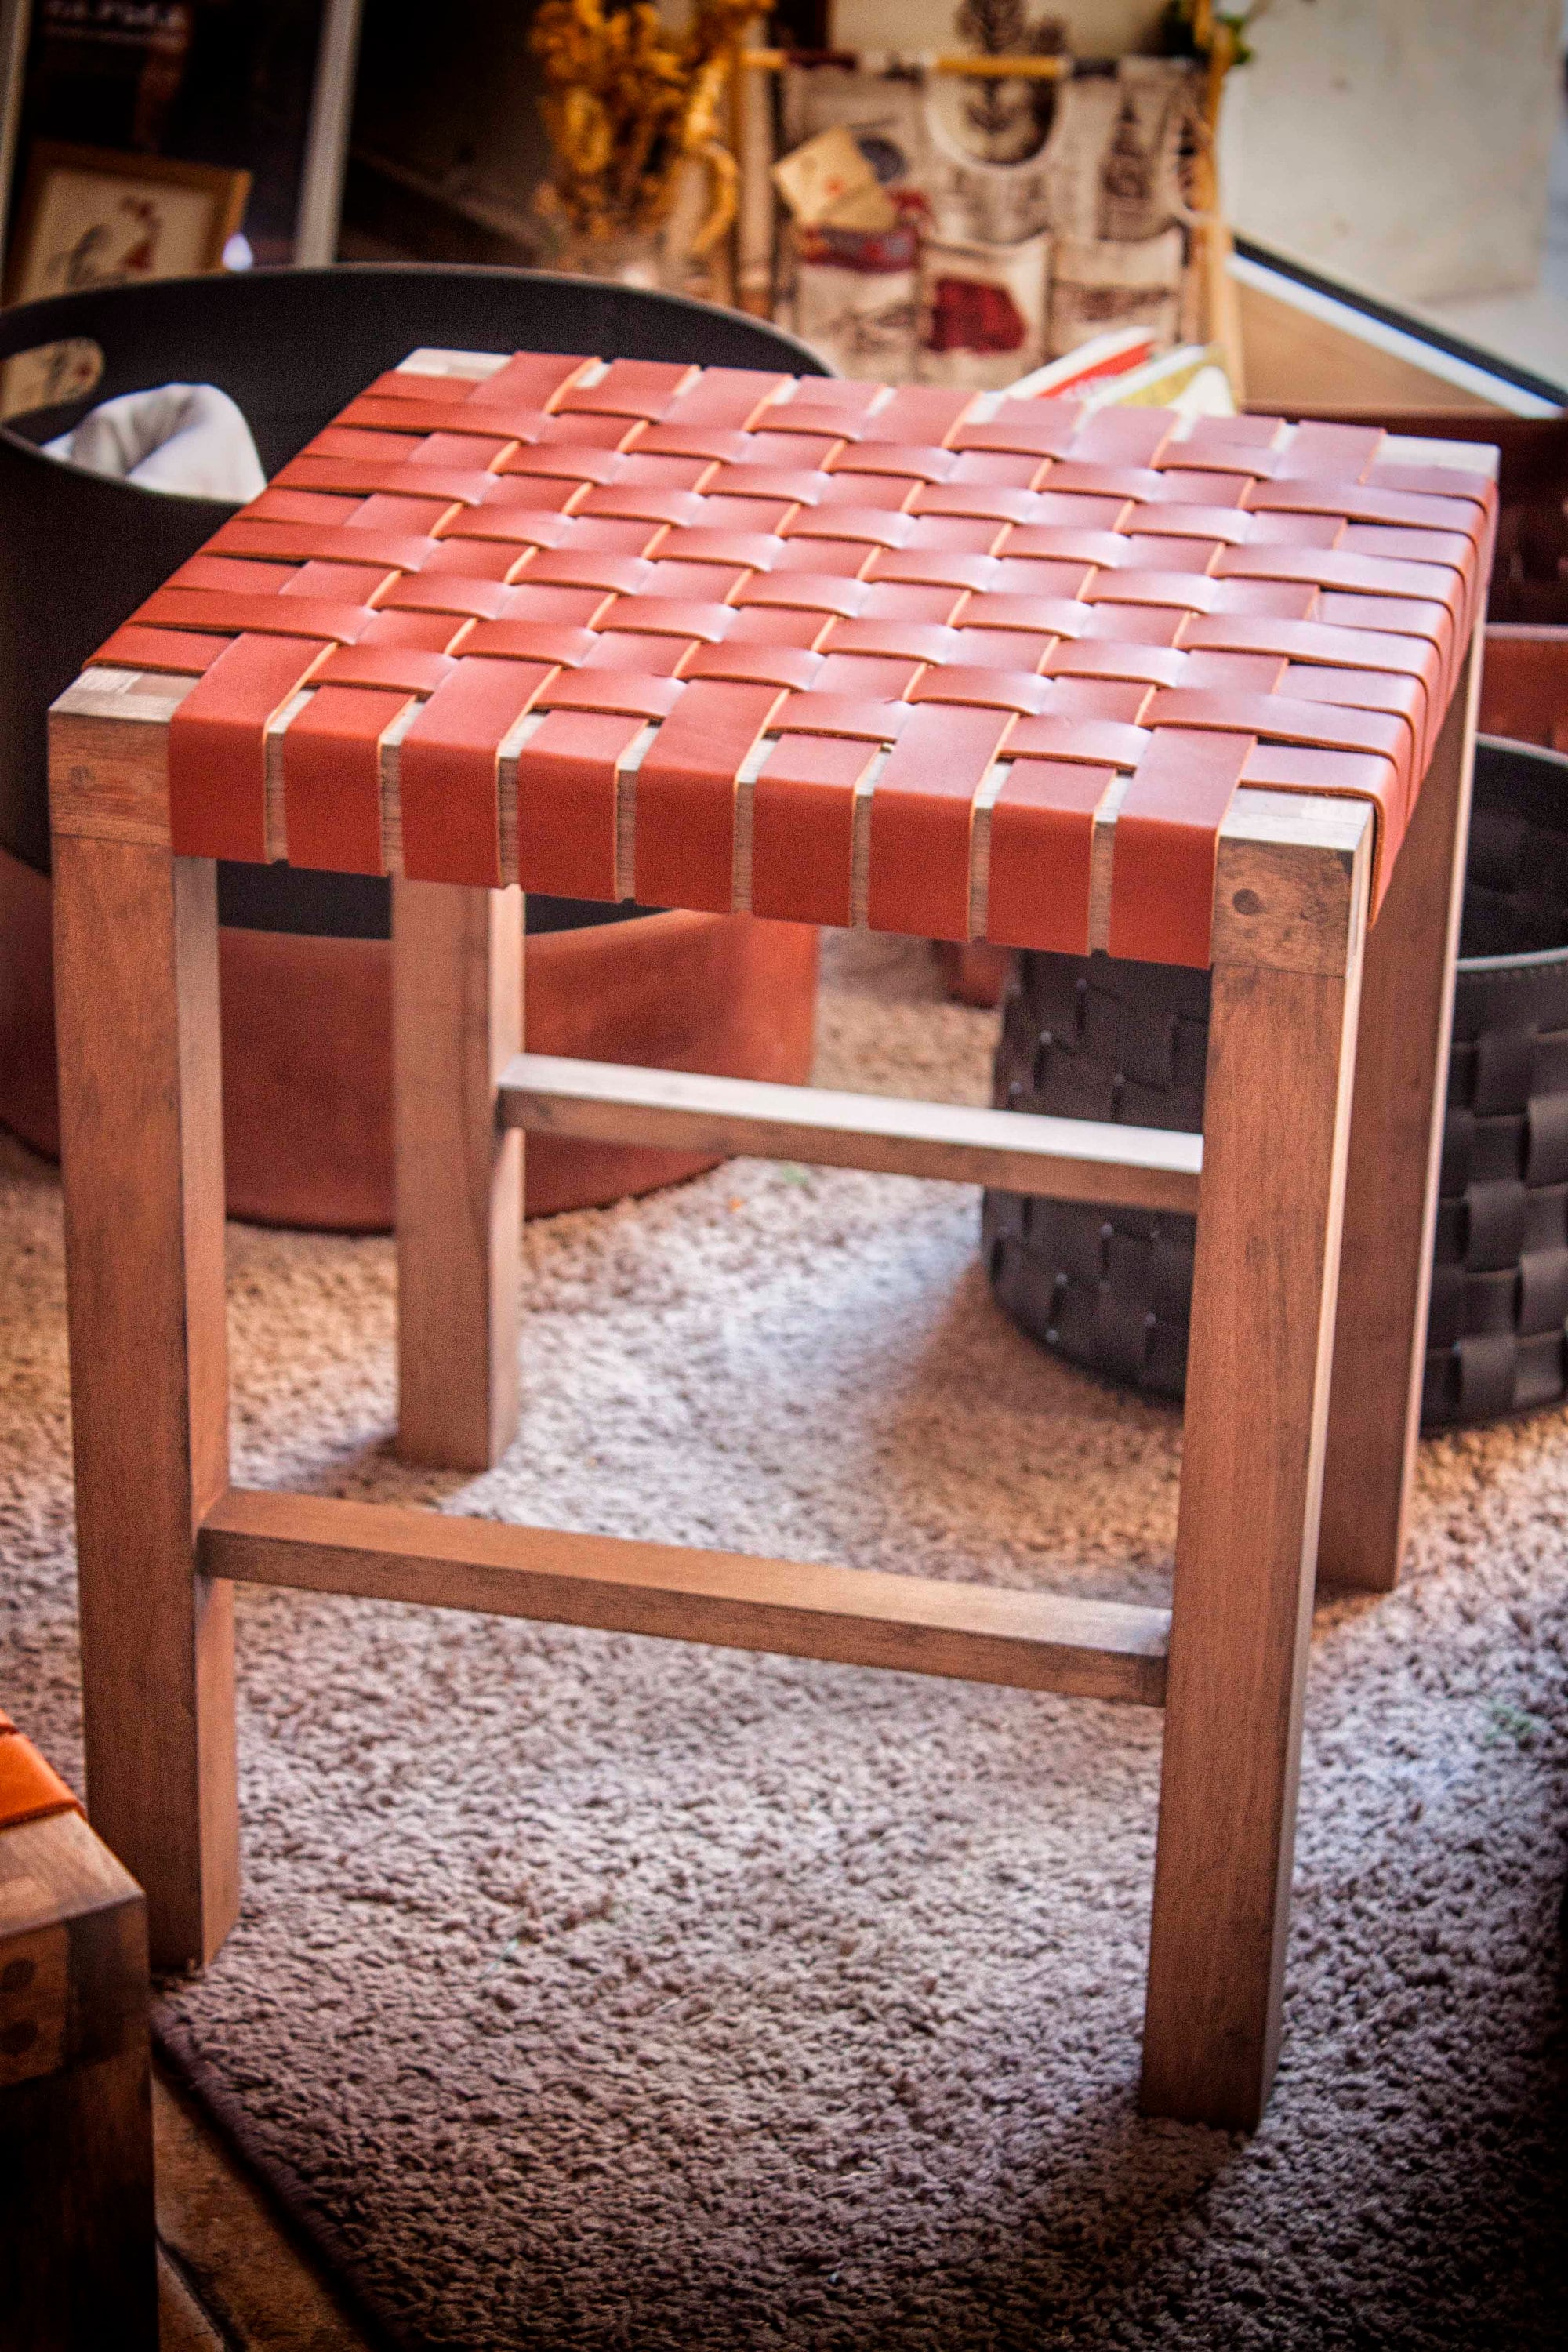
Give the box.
[3,137,249,302]
[0,330,103,421]
[0,2,361,275]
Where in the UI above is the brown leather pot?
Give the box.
[0,846,818,1229]
[1476,625,1568,753]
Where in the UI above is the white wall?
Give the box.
[831,0,1562,304]
[1220,0,1563,302]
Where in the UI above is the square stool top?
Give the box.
[67,347,1497,968]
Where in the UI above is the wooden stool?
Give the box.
[47,350,1495,2132]
[0,1712,154,2348]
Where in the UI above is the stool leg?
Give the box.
[1142,884,1368,2129]
[393,880,522,1472]
[53,839,238,1971]
[1317,630,1483,1593]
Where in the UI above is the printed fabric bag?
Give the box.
[775,64,929,379]
[777,55,1199,380]
[916,229,1051,387]
[1047,224,1185,357]
[786,211,922,382]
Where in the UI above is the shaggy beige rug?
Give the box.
[2,932,1564,2351]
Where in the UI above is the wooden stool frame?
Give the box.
[49,599,1481,2132]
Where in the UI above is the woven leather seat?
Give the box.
[82,349,1490,967]
[47,346,1499,2138]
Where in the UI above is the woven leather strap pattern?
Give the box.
[85,352,1495,967]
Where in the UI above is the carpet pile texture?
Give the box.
[2,931,1565,2350]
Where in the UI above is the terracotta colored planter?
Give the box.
[1476,625,1568,753]
[0,848,818,1229]
[0,272,826,1229]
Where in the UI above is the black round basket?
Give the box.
[0,264,826,941]
[984,735,1568,1431]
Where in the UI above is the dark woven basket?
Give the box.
[983,735,1568,1430]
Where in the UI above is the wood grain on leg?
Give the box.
[1142,808,1371,2129]
[1317,630,1483,1593]
[393,880,522,1470]
[53,838,237,1969]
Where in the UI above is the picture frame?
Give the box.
[2,136,249,304]
[0,2,364,275]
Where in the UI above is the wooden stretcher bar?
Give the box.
[199,1489,1171,1707]
[496,1052,1203,1211]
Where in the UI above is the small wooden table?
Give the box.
[47,350,1495,2129]
[0,1712,154,2347]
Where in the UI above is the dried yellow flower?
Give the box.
[531,0,753,243]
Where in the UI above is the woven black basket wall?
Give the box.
[983,736,1568,1430]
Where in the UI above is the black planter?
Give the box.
[0,264,826,936]
[985,736,1568,1430]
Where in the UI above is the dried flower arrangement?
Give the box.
[530,0,754,260]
